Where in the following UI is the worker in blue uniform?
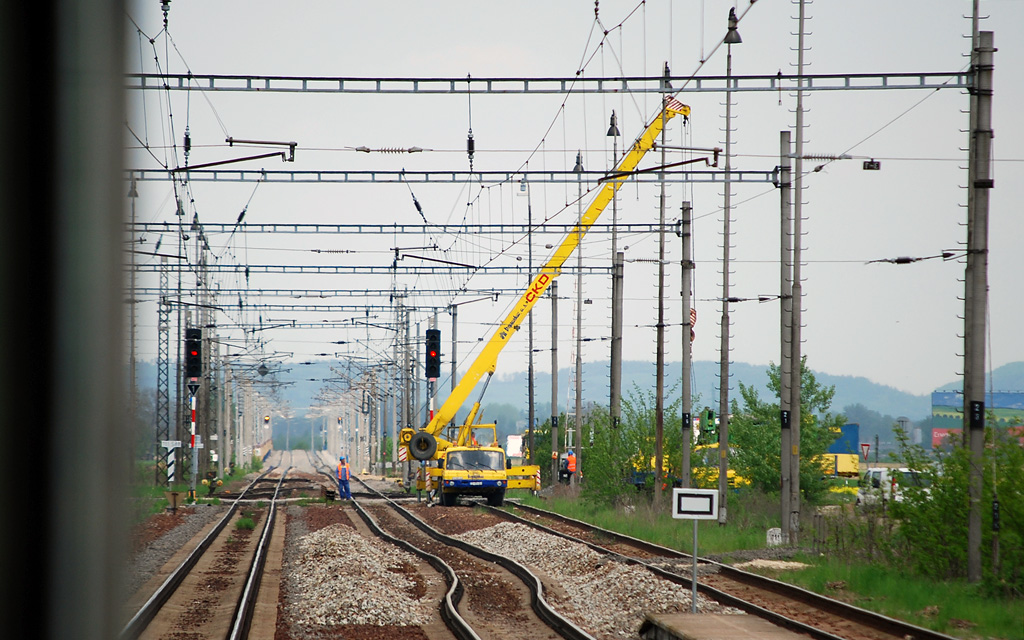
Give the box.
[337,456,352,500]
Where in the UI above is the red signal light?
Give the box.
[425,329,441,378]
[184,328,202,378]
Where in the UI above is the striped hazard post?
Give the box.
[398,445,407,462]
[534,468,541,491]
[161,440,180,483]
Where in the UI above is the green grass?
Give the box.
[235,517,256,530]
[520,493,766,554]
[781,558,1024,639]
[129,476,195,521]
[520,491,1023,639]
[129,458,255,522]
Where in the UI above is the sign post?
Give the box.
[161,440,181,482]
[672,488,718,613]
[187,384,199,500]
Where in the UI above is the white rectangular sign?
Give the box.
[671,488,718,520]
[161,440,181,449]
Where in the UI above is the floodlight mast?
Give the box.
[401,97,692,461]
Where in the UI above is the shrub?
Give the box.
[890,424,1023,596]
[235,517,256,530]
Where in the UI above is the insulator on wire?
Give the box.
[467,130,475,169]
[355,146,424,154]
[798,153,852,161]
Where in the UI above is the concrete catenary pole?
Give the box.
[402,299,411,433]
[965,30,993,584]
[574,151,584,484]
[528,191,535,464]
[450,304,458,394]
[550,281,559,481]
[655,62,671,504]
[414,322,421,430]
[779,130,794,543]
[790,0,808,544]
[679,201,693,488]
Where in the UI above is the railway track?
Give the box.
[309,455,592,640]
[121,463,314,640]
[479,499,960,640]
[128,453,962,640]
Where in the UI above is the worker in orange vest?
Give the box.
[337,456,352,500]
[566,449,577,483]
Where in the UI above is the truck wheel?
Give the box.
[440,491,457,506]
[487,489,505,507]
[409,432,437,460]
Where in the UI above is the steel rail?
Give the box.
[118,468,278,640]
[344,472,596,640]
[228,468,289,640]
[498,500,960,640]
[350,486,480,640]
[479,501,846,640]
[305,455,479,640]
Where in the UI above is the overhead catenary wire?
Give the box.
[125,1,982,399]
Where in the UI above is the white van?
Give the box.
[857,467,931,506]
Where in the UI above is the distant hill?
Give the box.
[448,360,932,421]
[134,359,1024,425]
[934,361,1024,393]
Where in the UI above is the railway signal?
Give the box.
[425,328,441,379]
[184,328,202,378]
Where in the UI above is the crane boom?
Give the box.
[404,97,690,460]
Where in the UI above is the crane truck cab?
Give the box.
[436,443,508,506]
[413,424,538,506]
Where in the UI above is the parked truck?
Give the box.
[817,423,861,478]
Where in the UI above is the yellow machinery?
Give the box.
[815,452,859,477]
[400,97,691,505]
[691,443,749,489]
[415,424,534,506]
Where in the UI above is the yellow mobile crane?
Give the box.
[400,96,691,506]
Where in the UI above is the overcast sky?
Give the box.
[125,1,1023,399]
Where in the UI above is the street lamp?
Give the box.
[725,7,742,44]
[719,6,742,526]
[608,111,624,432]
